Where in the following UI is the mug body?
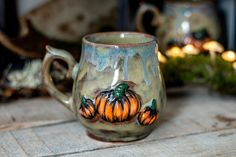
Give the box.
[73,32,166,142]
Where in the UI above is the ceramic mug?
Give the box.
[136,0,221,52]
[42,32,166,142]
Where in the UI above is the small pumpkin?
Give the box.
[95,82,141,123]
[79,97,97,119]
[138,99,158,125]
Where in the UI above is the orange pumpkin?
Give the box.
[95,82,141,123]
[79,97,97,119]
[138,99,158,125]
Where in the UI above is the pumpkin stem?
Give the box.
[150,99,157,112]
[81,97,87,105]
[113,83,129,99]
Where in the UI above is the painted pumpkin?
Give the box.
[138,99,158,125]
[95,82,141,122]
[79,97,97,119]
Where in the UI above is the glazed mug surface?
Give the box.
[136,0,221,51]
[42,32,166,142]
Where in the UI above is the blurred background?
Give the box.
[0,0,235,101]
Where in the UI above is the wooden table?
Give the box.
[0,87,236,157]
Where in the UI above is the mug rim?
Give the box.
[82,31,156,48]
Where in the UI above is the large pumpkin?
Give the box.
[95,82,141,122]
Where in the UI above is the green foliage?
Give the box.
[209,57,236,95]
[161,55,236,95]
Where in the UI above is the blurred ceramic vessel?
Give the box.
[42,32,166,142]
[136,0,221,51]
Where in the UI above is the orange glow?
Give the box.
[222,51,236,62]
[182,44,200,55]
[166,46,185,58]
[233,62,236,70]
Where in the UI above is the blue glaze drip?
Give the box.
[124,54,129,80]
[81,43,158,86]
[152,54,158,76]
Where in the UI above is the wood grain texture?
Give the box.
[11,122,114,157]
[0,98,75,131]
[0,132,28,157]
[62,128,236,157]
[0,87,236,157]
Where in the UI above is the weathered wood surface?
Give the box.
[0,87,236,157]
[0,98,75,131]
[62,128,236,157]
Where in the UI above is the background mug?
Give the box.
[42,32,166,142]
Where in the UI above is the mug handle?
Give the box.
[42,45,79,111]
[136,3,161,33]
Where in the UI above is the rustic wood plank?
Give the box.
[1,87,236,156]
[146,87,236,141]
[0,98,75,131]
[62,128,236,157]
[0,147,9,157]
[32,122,95,154]
[0,132,28,157]
[11,129,53,157]
[0,105,13,125]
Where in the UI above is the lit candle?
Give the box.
[182,44,200,55]
[221,51,236,62]
[166,46,185,58]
